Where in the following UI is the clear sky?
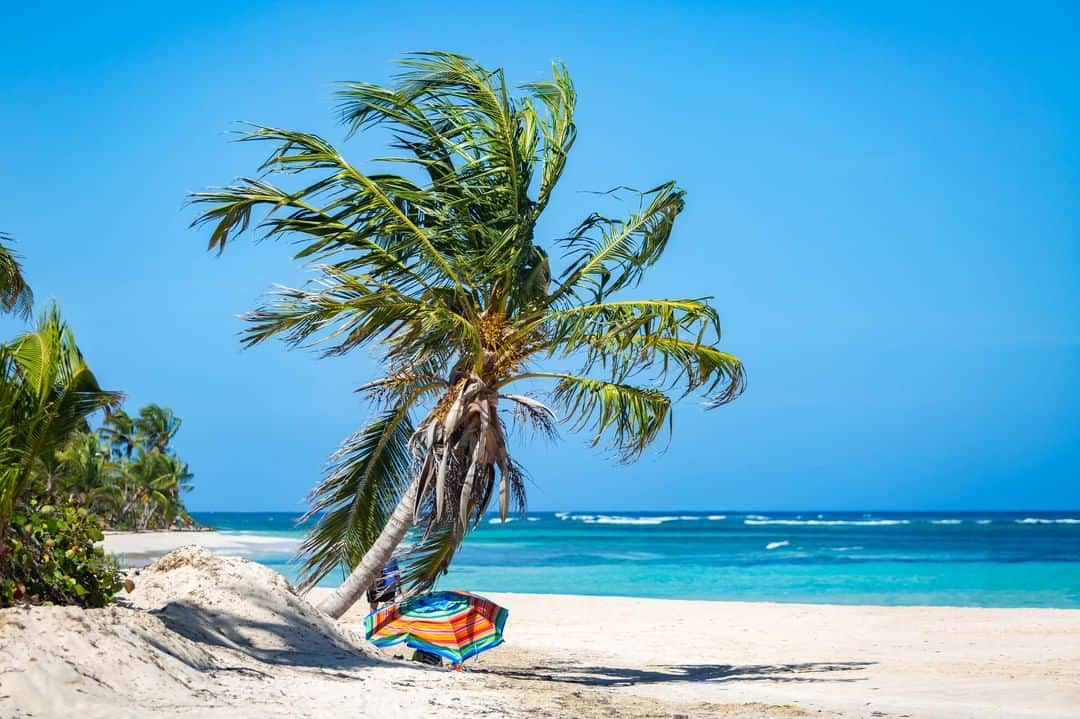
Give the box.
[2,1,1077,511]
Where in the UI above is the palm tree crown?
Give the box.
[0,233,33,320]
[0,304,123,528]
[192,52,745,615]
[134,404,182,453]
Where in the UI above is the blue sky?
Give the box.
[2,1,1077,511]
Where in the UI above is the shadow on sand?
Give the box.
[493,660,875,687]
[141,596,389,672]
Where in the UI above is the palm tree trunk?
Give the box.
[316,476,419,619]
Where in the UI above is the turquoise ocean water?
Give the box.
[188,511,1080,608]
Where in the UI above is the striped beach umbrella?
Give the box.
[364,590,508,664]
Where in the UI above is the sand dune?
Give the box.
[1,548,493,718]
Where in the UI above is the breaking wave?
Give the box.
[744,519,910,526]
[1015,518,1080,525]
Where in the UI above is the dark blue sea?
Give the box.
[187,510,1080,608]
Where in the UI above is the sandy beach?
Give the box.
[102,529,300,562]
[3,536,1076,718]
[382,592,1078,718]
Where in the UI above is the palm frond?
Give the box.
[0,234,33,320]
[520,61,577,216]
[549,183,685,306]
[540,297,746,405]
[397,520,458,595]
[0,303,123,523]
[499,392,559,441]
[394,52,529,215]
[522,372,672,462]
[238,272,466,355]
[295,407,415,590]
[189,127,465,295]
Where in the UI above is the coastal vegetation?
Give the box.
[0,239,193,607]
[58,405,194,530]
[193,52,745,618]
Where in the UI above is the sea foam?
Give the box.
[567,514,684,525]
[591,516,678,526]
[765,540,790,550]
[1016,518,1080,525]
[744,519,910,526]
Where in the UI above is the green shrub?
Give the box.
[0,502,124,608]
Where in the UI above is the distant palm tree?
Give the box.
[0,233,33,319]
[0,304,122,529]
[126,449,193,529]
[134,404,182,454]
[192,52,745,618]
[55,431,119,510]
[101,409,138,460]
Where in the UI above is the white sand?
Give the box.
[103,530,299,561]
[1,548,504,719]
[4,538,1076,718]
[395,591,1077,719]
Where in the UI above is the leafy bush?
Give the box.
[0,502,125,608]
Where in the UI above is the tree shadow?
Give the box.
[494,660,875,687]
[146,596,389,671]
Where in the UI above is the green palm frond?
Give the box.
[397,520,458,594]
[520,61,577,216]
[537,372,672,462]
[0,304,123,524]
[238,270,479,358]
[55,430,119,504]
[540,297,745,405]
[194,125,465,293]
[100,409,137,459]
[0,234,33,320]
[549,183,685,306]
[295,407,415,590]
[394,52,530,214]
[134,404,181,452]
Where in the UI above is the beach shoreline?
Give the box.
[89,533,1080,717]
[103,528,1080,608]
[102,529,301,564]
[6,541,1079,717]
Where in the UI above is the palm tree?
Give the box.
[55,431,119,510]
[126,449,190,529]
[0,304,123,529]
[192,52,745,618]
[134,404,181,454]
[0,233,33,319]
[101,409,138,460]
